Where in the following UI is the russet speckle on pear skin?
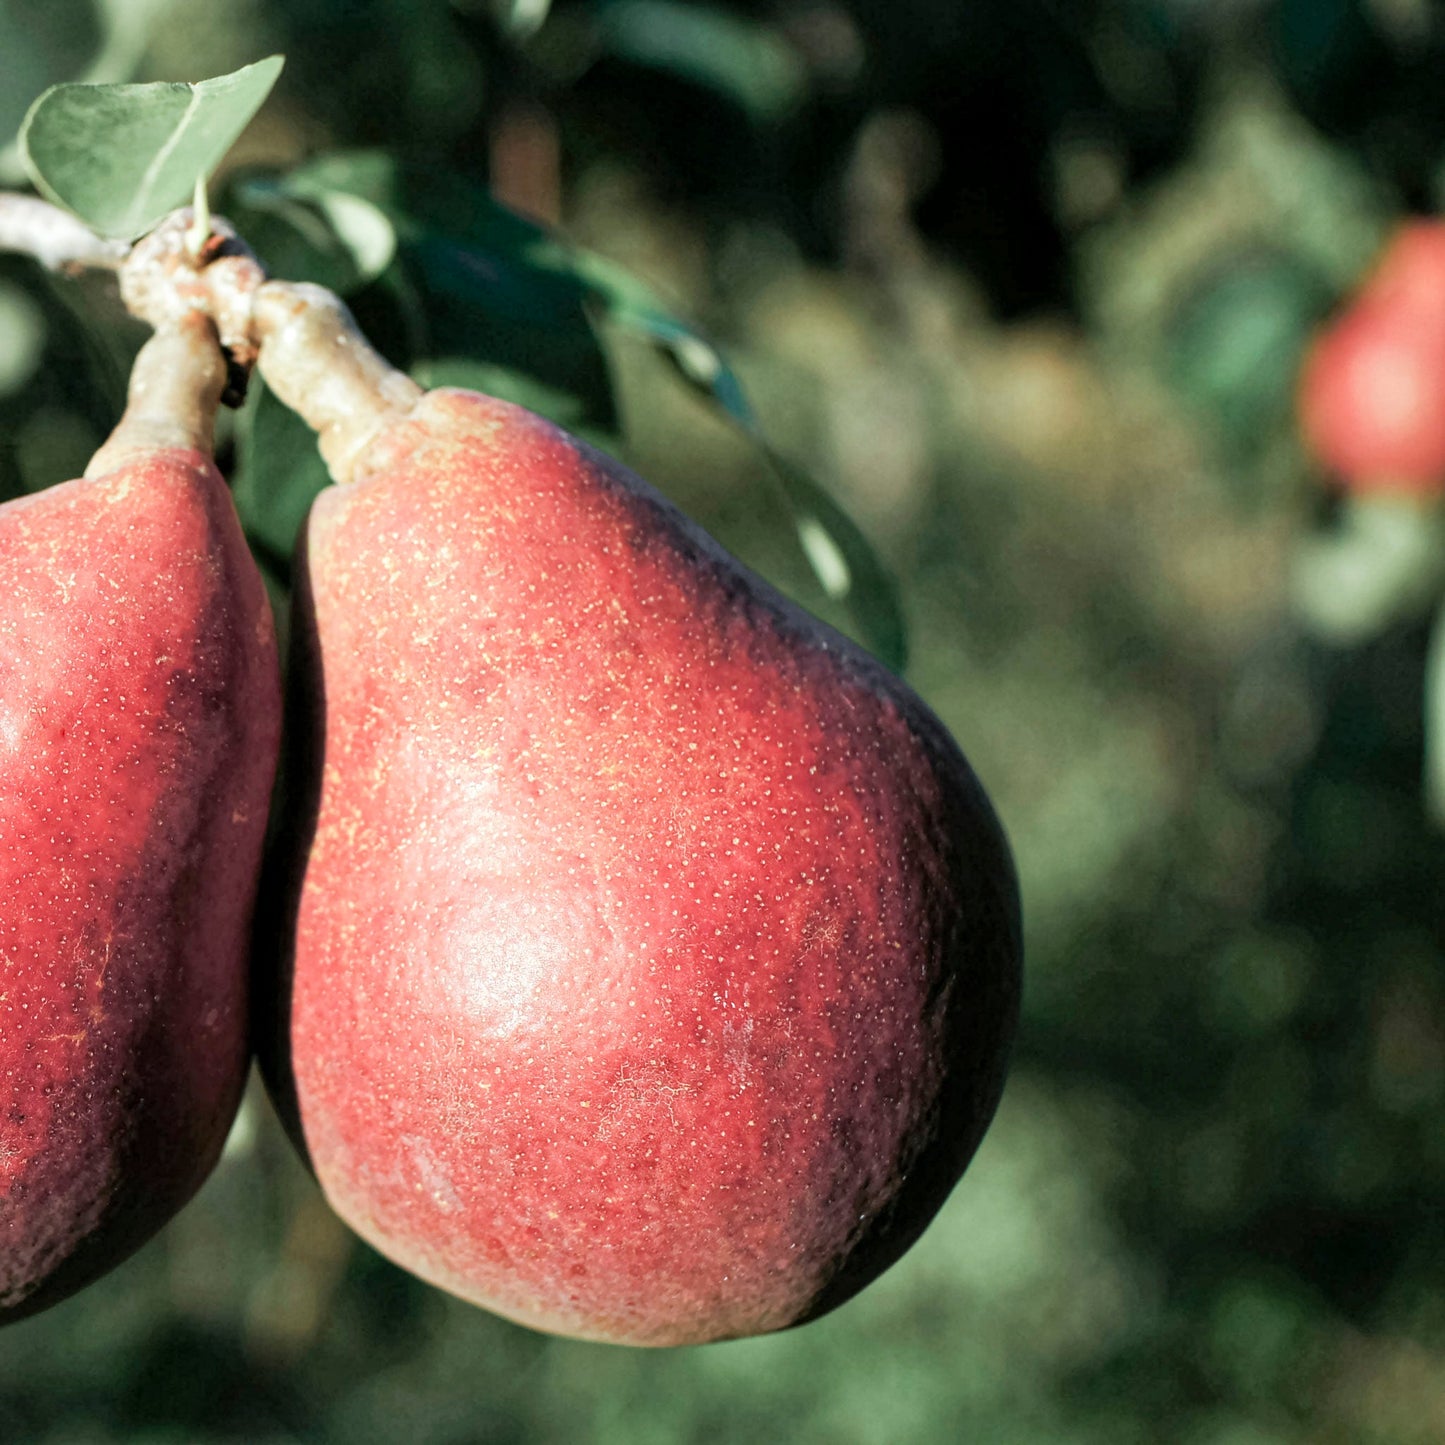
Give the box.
[0,449,280,1321]
[263,389,1020,1346]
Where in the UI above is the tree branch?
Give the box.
[0,193,129,271]
[0,190,421,451]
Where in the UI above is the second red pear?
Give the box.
[254,286,1022,1347]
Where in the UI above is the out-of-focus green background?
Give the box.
[4,1,1445,1441]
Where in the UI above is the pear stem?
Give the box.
[84,313,228,478]
[117,208,423,483]
[119,209,267,371]
[251,280,424,486]
[0,193,423,483]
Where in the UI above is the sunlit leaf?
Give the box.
[20,56,284,239]
[226,172,396,294]
[763,446,909,671]
[1289,495,1445,645]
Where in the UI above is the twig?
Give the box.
[0,190,422,448]
[119,209,267,371]
[0,193,129,271]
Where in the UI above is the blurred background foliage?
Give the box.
[4,0,1445,1441]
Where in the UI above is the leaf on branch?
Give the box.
[19,56,284,240]
[229,151,619,435]
[227,172,397,295]
[0,0,175,184]
[586,0,807,121]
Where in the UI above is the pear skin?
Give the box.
[0,321,280,1321]
[260,386,1021,1346]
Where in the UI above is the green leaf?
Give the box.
[0,0,174,184]
[0,5,102,176]
[762,448,909,673]
[231,378,331,570]
[19,55,284,240]
[244,152,619,436]
[225,172,396,295]
[1162,246,1332,462]
[593,0,806,121]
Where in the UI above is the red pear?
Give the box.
[0,317,281,1321]
[1299,220,1445,492]
[255,286,1020,1346]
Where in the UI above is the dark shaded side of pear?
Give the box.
[0,450,280,1323]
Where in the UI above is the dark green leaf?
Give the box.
[762,447,909,673]
[0,3,103,177]
[231,377,331,569]
[248,152,618,436]
[593,0,806,121]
